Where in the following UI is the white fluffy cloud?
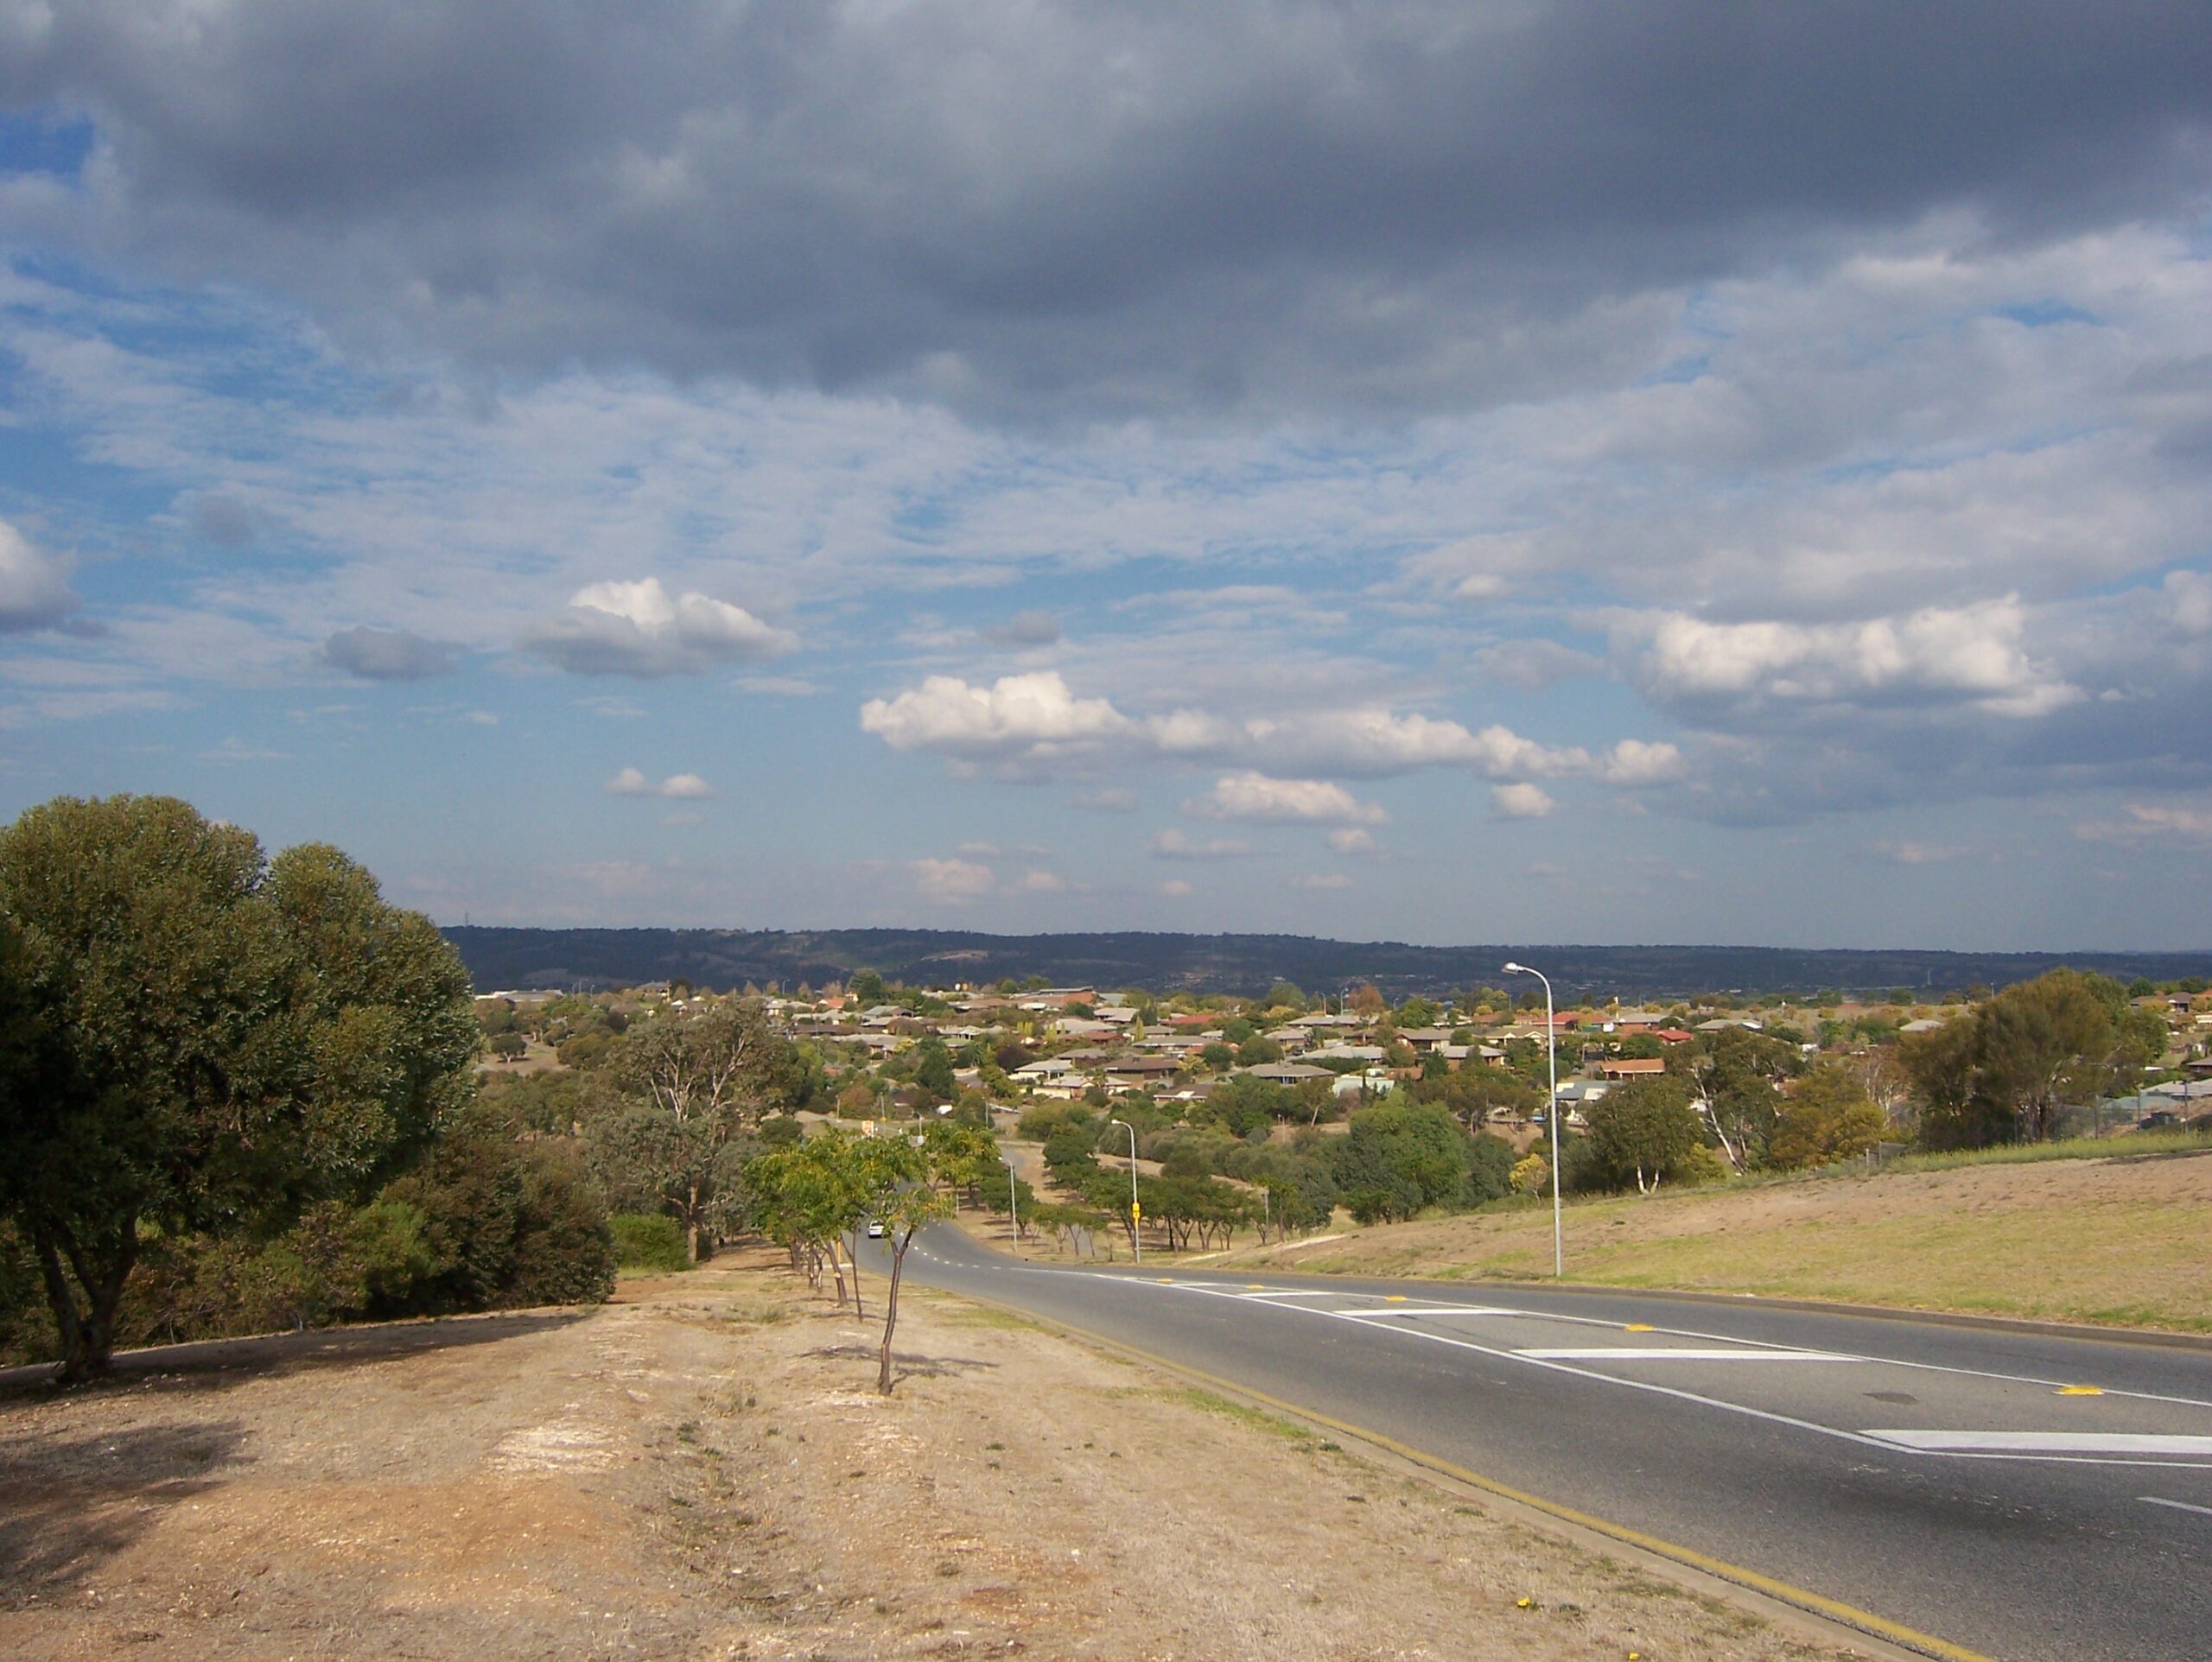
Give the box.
[0,519,79,632]
[1490,782,1556,820]
[1629,598,2077,716]
[605,767,714,800]
[1326,828,1382,855]
[526,578,795,677]
[861,671,1134,763]
[1186,772,1388,826]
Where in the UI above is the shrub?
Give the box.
[610,1213,693,1272]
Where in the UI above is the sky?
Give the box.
[0,2,2209,951]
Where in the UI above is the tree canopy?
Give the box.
[0,796,479,1380]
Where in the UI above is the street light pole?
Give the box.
[1109,1116,1141,1265]
[1006,1158,1021,1254]
[1503,961,1562,1278]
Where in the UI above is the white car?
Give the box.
[866,1220,886,1238]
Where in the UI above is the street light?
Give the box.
[1005,1157,1021,1255]
[1109,1116,1141,1265]
[1503,961,1563,1279]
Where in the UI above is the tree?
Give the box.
[0,796,478,1381]
[1901,971,2157,1148]
[849,968,890,1007]
[587,1000,792,1259]
[1583,1076,1701,1194]
[1767,1062,1890,1170]
[1331,1102,1471,1222]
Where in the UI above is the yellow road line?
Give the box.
[956,1289,1997,1662]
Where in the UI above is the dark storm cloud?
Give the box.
[8,2,2209,419]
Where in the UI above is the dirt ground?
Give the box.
[0,1254,1872,1661]
[1229,1148,2212,1331]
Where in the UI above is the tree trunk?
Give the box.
[878,1231,911,1395]
[36,1221,137,1386]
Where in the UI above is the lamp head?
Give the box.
[1503,961,1527,975]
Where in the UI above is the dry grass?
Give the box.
[1235,1148,2212,1331]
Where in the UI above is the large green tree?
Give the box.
[1901,970,2164,1147]
[0,796,477,1381]
[584,999,794,1261]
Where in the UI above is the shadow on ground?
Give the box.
[803,1342,1002,1384]
[0,1309,590,1404]
[0,1418,251,1595]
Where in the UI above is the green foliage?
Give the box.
[1768,1062,1891,1170]
[581,999,796,1259]
[0,796,480,1380]
[1582,1075,1703,1193]
[849,968,890,1006]
[609,1213,693,1272]
[1903,969,2161,1148]
[1332,1101,1472,1223]
[379,1118,616,1310]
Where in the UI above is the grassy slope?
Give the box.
[1232,1145,2212,1333]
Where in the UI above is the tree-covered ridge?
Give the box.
[444,925,2212,1002]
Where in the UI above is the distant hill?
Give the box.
[442,926,2211,1001]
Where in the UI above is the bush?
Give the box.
[609,1213,693,1272]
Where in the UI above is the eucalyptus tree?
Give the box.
[0,796,476,1381]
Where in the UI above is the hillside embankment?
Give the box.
[0,1252,1873,1660]
[1226,1147,2212,1332]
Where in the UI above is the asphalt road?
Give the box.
[862,1223,2212,1662]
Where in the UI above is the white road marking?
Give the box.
[1059,1273,2212,1469]
[1868,1430,2212,1457]
[1516,1347,1860,1362]
[2139,1495,2212,1518]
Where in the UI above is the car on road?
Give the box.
[866,1220,885,1238]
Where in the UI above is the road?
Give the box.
[863,1222,2212,1662]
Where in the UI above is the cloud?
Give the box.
[1599,739,1688,786]
[1289,872,1353,891]
[1627,598,2078,717]
[982,609,1062,648]
[1014,869,1066,892]
[1872,839,1969,865]
[912,857,995,904]
[183,492,257,548]
[1326,828,1381,856]
[0,519,81,632]
[319,625,455,681]
[734,674,819,696]
[861,671,1133,764]
[605,767,715,800]
[1474,638,1605,690]
[1490,782,1555,820]
[20,6,2211,421]
[1185,771,1387,826]
[1159,879,1193,898]
[1072,786,1138,813]
[2075,802,2212,848]
[525,578,795,677]
[1150,828,1252,860]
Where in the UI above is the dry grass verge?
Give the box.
[1231,1149,2212,1332]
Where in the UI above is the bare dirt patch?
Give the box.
[3,1255,1871,1659]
